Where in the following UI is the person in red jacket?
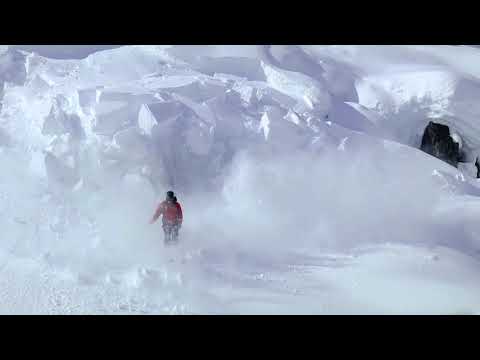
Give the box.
[150,191,183,245]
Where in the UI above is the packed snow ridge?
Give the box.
[1,45,480,314]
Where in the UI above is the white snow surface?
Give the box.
[1,45,480,314]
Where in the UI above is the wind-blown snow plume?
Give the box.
[1,45,480,314]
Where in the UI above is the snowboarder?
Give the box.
[150,191,183,245]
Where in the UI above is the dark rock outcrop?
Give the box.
[420,121,462,167]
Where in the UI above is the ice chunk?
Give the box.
[172,95,216,124]
[77,87,103,111]
[138,104,158,136]
[165,45,260,63]
[261,61,331,113]
[98,90,157,105]
[46,134,76,158]
[232,80,297,112]
[224,89,245,108]
[92,91,160,136]
[206,95,247,138]
[328,100,378,134]
[213,73,248,83]
[142,101,191,124]
[93,101,136,136]
[259,112,270,140]
[42,100,85,139]
[165,79,226,102]
[112,127,149,161]
[264,46,325,79]
[284,109,302,126]
[0,48,27,86]
[10,45,122,59]
[257,106,304,144]
[257,86,297,109]
[233,84,258,106]
[318,57,359,102]
[95,100,126,116]
[194,57,266,81]
[142,75,199,91]
[185,123,214,156]
[26,75,50,97]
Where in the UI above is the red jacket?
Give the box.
[151,200,183,226]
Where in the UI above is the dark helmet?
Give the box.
[166,191,175,200]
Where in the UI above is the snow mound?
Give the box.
[2,45,480,314]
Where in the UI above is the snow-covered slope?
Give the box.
[1,45,480,314]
